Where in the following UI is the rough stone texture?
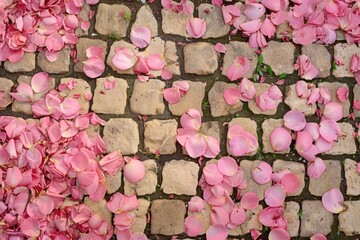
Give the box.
[344,159,360,196]
[144,119,177,154]
[301,201,333,237]
[339,201,360,236]
[95,4,131,36]
[4,52,35,73]
[124,160,157,196]
[262,119,289,154]
[240,160,272,200]
[92,77,128,114]
[12,75,55,115]
[262,41,296,75]
[131,199,150,233]
[227,117,258,156]
[137,37,165,77]
[229,205,263,235]
[333,43,360,78]
[0,78,14,110]
[130,79,165,115]
[184,42,218,75]
[302,44,331,78]
[132,5,158,37]
[59,78,91,114]
[200,121,220,141]
[222,41,257,79]
[326,122,356,155]
[284,84,316,116]
[284,201,300,237]
[198,4,230,39]
[208,81,243,117]
[161,160,199,195]
[309,160,341,196]
[164,41,180,75]
[37,48,70,74]
[161,1,194,37]
[354,84,360,117]
[105,170,122,194]
[169,81,206,116]
[103,118,139,155]
[74,38,107,72]
[249,83,279,115]
[318,82,350,118]
[273,160,305,196]
[107,40,138,74]
[84,198,112,226]
[151,200,186,235]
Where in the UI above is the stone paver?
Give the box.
[131,199,150,233]
[300,200,333,237]
[284,201,300,237]
[74,38,107,72]
[198,4,230,39]
[208,82,243,117]
[161,1,194,37]
[124,160,158,196]
[333,43,360,78]
[309,160,341,196]
[169,81,206,116]
[0,78,14,110]
[262,41,296,75]
[164,41,180,75]
[249,83,279,115]
[344,159,360,196]
[4,52,35,73]
[95,4,131,36]
[132,5,158,37]
[161,160,199,196]
[325,122,356,155]
[222,41,257,79]
[103,118,139,155]
[187,202,212,235]
[92,77,128,114]
[84,197,112,226]
[339,201,360,236]
[262,119,289,154]
[302,44,331,78]
[59,78,91,114]
[130,79,165,115]
[229,205,263,235]
[273,160,305,196]
[151,200,186,235]
[318,82,350,118]
[354,84,360,117]
[144,119,177,155]
[184,42,218,75]
[37,48,71,74]
[105,170,122,194]
[285,83,317,116]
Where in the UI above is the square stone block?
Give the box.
[59,78,91,114]
[184,42,218,75]
[105,170,122,194]
[325,122,356,155]
[103,118,139,155]
[161,160,199,196]
[169,81,206,116]
[262,41,295,75]
[0,78,14,110]
[273,160,305,196]
[92,77,128,115]
[161,1,194,37]
[301,44,331,78]
[74,38,107,72]
[284,201,300,237]
[354,84,360,117]
[130,79,165,115]
[318,82,350,118]
[284,84,316,116]
[124,160,157,196]
[339,201,360,236]
[300,200,333,237]
[151,200,186,235]
[164,41,180,75]
[227,117,258,156]
[222,41,257,79]
[131,199,150,233]
[144,119,177,154]
[37,48,70,74]
[249,83,279,115]
[4,52,35,73]
[333,43,360,78]
[309,160,341,196]
[208,82,243,117]
[344,159,360,196]
[198,4,230,39]
[262,119,289,154]
[95,4,131,36]
[132,6,158,37]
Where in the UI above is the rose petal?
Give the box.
[253,162,272,185]
[270,127,292,152]
[240,192,259,210]
[284,110,306,131]
[123,158,145,183]
[31,72,50,93]
[307,157,327,179]
[206,224,228,240]
[322,102,342,121]
[269,228,290,240]
[264,184,286,207]
[322,188,344,214]
[280,173,300,193]
[130,27,151,48]
[203,163,223,185]
[186,18,206,38]
[217,156,238,177]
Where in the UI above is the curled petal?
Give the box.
[319,119,341,142]
[218,156,238,177]
[307,158,326,179]
[123,158,145,183]
[186,18,206,38]
[253,162,272,185]
[322,188,344,214]
[31,72,50,93]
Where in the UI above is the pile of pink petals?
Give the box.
[112,46,166,82]
[256,85,283,111]
[83,46,106,78]
[163,80,190,104]
[176,109,220,158]
[295,81,340,106]
[161,0,194,15]
[294,55,318,80]
[224,78,256,105]
[227,124,258,156]
[0,0,96,63]
[226,56,251,81]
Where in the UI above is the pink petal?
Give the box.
[203,135,220,159]
[31,72,50,93]
[188,196,205,212]
[163,87,181,104]
[210,206,230,225]
[83,57,105,78]
[212,0,223,7]
[240,192,259,210]
[269,228,290,240]
[322,102,342,121]
[296,80,311,98]
[112,48,138,71]
[146,53,165,71]
[45,50,60,62]
[104,77,116,90]
[174,81,190,92]
[303,122,320,141]
[280,173,300,193]
[86,46,103,59]
[226,56,251,81]
[244,3,266,20]
[268,85,283,100]
[336,87,349,103]
[229,135,252,156]
[130,27,151,48]
[184,215,203,237]
[224,88,241,105]
[37,195,54,215]
[71,151,89,172]
[106,193,138,213]
[218,156,238,177]
[299,144,319,162]
[262,0,282,12]
[206,224,228,240]
[123,158,145,183]
[114,212,136,231]
[230,205,246,225]
[307,158,326,179]
[284,110,306,131]
[161,68,173,80]
[134,56,150,74]
[45,32,64,52]
[203,163,223,185]
[270,127,292,152]
[322,188,344,213]
[176,128,197,146]
[10,83,34,102]
[253,162,272,185]
[60,98,81,119]
[180,108,202,130]
[240,19,262,34]
[310,234,327,240]
[5,167,22,188]
[295,131,313,153]
[315,136,334,153]
[265,184,286,207]
[186,18,206,38]
[214,43,226,53]
[319,119,341,142]
[130,233,148,240]
[185,133,207,158]
[21,218,40,237]
[239,78,256,101]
